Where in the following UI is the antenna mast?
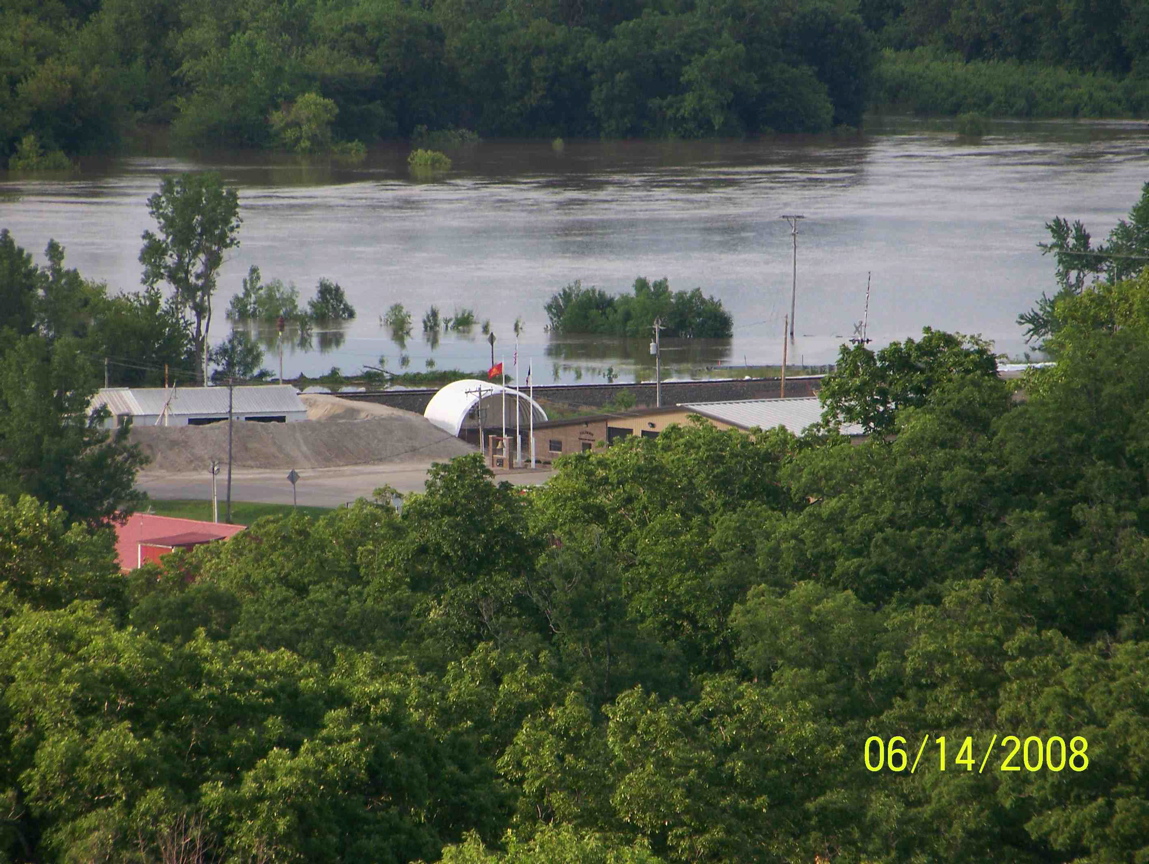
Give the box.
[850,272,873,346]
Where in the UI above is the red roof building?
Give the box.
[115,513,244,572]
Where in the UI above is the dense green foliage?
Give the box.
[0,0,876,165]
[875,48,1149,118]
[1020,181,1149,346]
[7,254,1149,860]
[228,267,357,324]
[545,278,733,338]
[5,0,1149,166]
[0,232,151,524]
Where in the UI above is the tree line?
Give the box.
[6,0,1149,168]
[5,203,1149,859]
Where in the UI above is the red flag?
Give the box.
[487,362,503,379]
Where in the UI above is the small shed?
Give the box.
[93,385,308,428]
[424,379,548,437]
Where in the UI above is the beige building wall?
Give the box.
[531,409,738,461]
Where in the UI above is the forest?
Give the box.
[4,0,1149,168]
[4,223,1149,859]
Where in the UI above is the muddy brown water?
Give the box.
[2,117,1147,384]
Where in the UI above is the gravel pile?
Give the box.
[132,397,474,472]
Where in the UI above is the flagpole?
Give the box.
[501,355,506,458]
[529,357,535,469]
[514,341,521,468]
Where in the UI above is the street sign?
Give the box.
[286,469,299,508]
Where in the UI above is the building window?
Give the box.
[549,439,563,452]
[607,426,632,445]
[641,429,659,439]
[581,442,592,452]
[244,415,287,423]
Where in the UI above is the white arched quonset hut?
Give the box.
[423,379,548,438]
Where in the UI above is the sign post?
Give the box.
[287,469,299,508]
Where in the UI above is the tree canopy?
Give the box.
[6,259,1149,860]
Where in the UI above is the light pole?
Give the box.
[781,214,805,341]
[210,460,220,523]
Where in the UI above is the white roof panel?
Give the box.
[679,397,863,436]
[93,385,306,417]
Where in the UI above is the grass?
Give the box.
[142,499,332,523]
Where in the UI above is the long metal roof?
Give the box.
[93,385,306,418]
[680,397,864,436]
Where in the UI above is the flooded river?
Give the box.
[2,117,1146,383]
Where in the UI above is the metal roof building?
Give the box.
[424,379,548,437]
[92,385,308,428]
[679,397,864,436]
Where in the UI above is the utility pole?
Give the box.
[104,357,109,388]
[465,384,487,454]
[277,315,286,384]
[850,272,873,347]
[225,376,235,524]
[650,319,664,408]
[781,215,805,341]
[781,315,788,398]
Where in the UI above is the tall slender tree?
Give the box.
[140,173,241,384]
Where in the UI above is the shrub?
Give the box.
[8,134,73,171]
[408,149,452,174]
[226,267,305,322]
[448,308,476,330]
[308,279,355,321]
[384,303,413,337]
[545,277,733,338]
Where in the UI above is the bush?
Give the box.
[408,149,452,174]
[955,111,986,137]
[8,134,73,171]
[226,267,305,322]
[308,279,355,321]
[545,277,733,338]
[269,93,337,153]
[384,303,413,338]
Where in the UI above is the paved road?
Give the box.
[138,461,554,509]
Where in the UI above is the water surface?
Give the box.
[2,118,1146,383]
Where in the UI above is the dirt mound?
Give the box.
[132,413,475,472]
[300,393,412,422]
